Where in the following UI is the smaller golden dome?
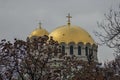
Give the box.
[29,23,49,38]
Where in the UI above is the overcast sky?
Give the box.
[0,0,120,63]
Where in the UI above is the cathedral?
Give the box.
[29,14,98,62]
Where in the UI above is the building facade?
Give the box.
[29,14,98,62]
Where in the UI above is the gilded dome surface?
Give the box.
[49,25,95,44]
[29,23,49,38]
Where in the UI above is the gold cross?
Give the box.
[66,13,72,25]
[39,22,42,29]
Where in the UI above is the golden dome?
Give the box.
[49,25,95,44]
[29,23,49,38]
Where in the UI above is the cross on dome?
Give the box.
[39,22,42,29]
[66,13,72,25]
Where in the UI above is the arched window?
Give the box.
[89,48,93,56]
[70,45,73,55]
[78,46,81,55]
[62,45,65,53]
[85,47,88,56]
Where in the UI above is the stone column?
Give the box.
[81,45,87,61]
[74,45,78,56]
[65,44,69,56]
